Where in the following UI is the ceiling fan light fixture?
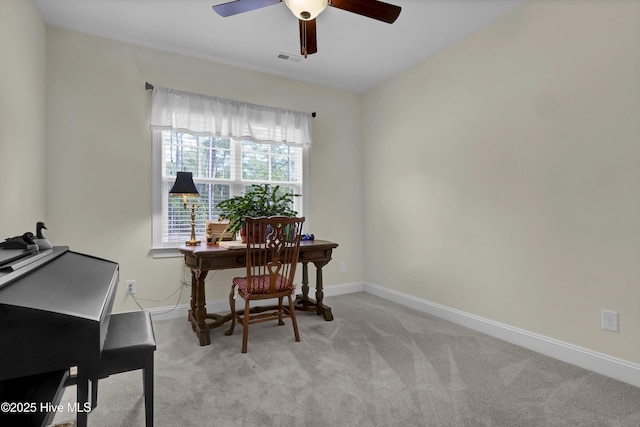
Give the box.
[284,0,328,21]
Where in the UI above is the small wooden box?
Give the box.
[206,220,234,245]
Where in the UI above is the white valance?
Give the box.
[150,86,313,147]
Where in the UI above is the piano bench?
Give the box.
[91,310,156,427]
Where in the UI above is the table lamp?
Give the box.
[170,171,201,246]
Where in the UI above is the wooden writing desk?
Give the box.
[179,240,339,346]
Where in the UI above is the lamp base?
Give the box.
[185,202,200,246]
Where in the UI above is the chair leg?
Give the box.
[241,298,250,353]
[91,377,98,409]
[143,355,154,427]
[76,371,89,427]
[277,296,285,325]
[288,295,300,342]
[225,286,236,336]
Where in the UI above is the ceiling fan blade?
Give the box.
[213,0,281,17]
[299,18,318,58]
[329,0,401,24]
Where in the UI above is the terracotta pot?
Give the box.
[240,224,268,244]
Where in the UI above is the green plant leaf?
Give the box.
[215,184,300,236]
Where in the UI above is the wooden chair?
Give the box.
[225,216,305,353]
[78,310,156,427]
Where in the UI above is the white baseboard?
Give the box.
[145,302,191,322]
[364,282,640,389]
[142,280,640,388]
[319,281,364,296]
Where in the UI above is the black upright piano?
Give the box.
[0,246,118,427]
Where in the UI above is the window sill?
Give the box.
[150,247,183,259]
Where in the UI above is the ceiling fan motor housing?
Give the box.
[285,0,328,21]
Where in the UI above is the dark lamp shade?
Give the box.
[170,172,199,195]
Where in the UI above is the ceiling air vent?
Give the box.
[277,52,302,63]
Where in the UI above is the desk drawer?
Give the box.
[186,254,245,271]
[298,248,332,262]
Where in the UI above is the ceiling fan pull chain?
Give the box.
[301,20,308,58]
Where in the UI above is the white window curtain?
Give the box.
[149,86,313,147]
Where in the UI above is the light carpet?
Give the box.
[54,292,640,426]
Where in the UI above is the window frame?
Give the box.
[151,130,309,258]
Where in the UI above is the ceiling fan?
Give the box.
[212,0,401,58]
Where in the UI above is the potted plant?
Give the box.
[216,184,299,243]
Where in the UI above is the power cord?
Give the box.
[128,266,220,316]
[131,281,187,315]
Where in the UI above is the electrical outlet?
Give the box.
[125,280,136,295]
[339,262,346,273]
[601,309,619,332]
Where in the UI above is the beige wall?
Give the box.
[43,27,363,312]
[0,0,46,237]
[4,0,639,368]
[362,1,640,364]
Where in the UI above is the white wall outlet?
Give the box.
[601,309,619,332]
[339,262,346,273]
[125,280,136,295]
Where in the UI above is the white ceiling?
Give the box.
[34,0,526,93]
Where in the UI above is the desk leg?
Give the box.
[188,269,211,346]
[301,262,310,298]
[313,260,333,321]
[188,270,197,330]
[294,260,333,321]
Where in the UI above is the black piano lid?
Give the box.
[0,247,66,290]
[0,248,119,321]
[0,247,119,382]
[0,248,32,267]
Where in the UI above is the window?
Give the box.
[152,130,306,249]
[149,86,312,254]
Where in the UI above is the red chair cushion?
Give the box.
[232,274,295,299]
